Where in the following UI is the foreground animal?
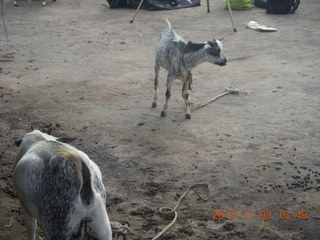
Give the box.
[152,19,227,119]
[13,130,112,240]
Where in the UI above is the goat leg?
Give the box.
[21,203,37,240]
[182,80,191,119]
[161,75,173,117]
[152,63,160,108]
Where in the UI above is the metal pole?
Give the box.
[226,0,237,32]
[130,0,146,23]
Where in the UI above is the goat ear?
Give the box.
[15,139,22,147]
[206,40,215,47]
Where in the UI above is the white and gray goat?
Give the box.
[152,19,227,119]
[13,130,112,240]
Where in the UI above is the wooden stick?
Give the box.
[130,0,146,23]
[226,0,237,32]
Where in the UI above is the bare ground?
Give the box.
[0,0,320,239]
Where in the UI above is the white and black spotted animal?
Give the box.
[13,130,112,240]
[152,19,227,119]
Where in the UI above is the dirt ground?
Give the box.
[0,0,320,239]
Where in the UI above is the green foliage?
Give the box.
[223,0,254,10]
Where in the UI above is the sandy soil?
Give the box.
[1,0,320,239]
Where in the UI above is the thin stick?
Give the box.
[130,0,146,23]
[206,0,210,13]
[226,0,237,32]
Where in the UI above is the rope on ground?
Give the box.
[0,217,13,229]
[111,221,131,240]
[228,54,252,62]
[190,87,240,108]
[152,182,210,240]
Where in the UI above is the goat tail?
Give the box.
[165,18,171,29]
[56,149,93,205]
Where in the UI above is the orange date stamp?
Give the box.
[212,210,308,220]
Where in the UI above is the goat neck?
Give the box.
[183,42,207,70]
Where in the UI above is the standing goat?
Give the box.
[13,130,112,240]
[152,19,227,119]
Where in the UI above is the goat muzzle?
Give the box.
[216,58,227,66]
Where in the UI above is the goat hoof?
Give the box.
[160,111,166,117]
[152,103,157,108]
[186,114,191,119]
